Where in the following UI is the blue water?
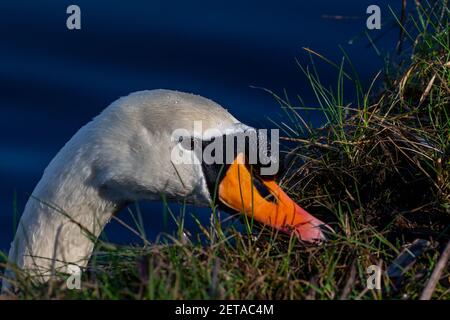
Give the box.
[0,0,402,251]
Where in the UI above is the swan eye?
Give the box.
[178,136,196,151]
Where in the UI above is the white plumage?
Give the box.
[3,89,246,290]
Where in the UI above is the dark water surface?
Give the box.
[0,0,401,251]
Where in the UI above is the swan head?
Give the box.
[111,90,330,242]
[75,90,329,242]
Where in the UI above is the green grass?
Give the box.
[1,0,449,300]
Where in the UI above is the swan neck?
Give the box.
[7,166,118,282]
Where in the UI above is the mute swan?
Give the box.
[2,89,329,292]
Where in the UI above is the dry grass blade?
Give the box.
[419,74,437,106]
[420,241,450,300]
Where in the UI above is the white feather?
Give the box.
[2,89,248,291]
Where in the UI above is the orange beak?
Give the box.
[219,154,332,242]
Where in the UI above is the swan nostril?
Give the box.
[251,175,278,204]
[178,136,197,150]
